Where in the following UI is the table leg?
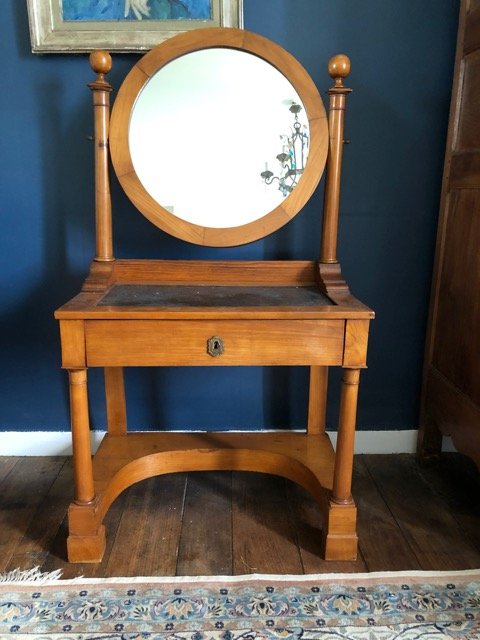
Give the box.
[332,368,360,504]
[323,367,360,560]
[307,366,328,435]
[67,368,106,562]
[69,369,94,504]
[104,366,127,435]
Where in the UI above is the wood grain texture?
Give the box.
[232,472,304,574]
[431,190,480,406]
[105,474,186,577]
[85,319,345,367]
[177,472,232,575]
[307,366,328,435]
[418,0,480,469]
[343,320,370,368]
[423,367,480,469]
[464,0,480,54]
[91,432,336,512]
[322,501,358,561]
[104,367,127,435]
[109,259,319,286]
[0,458,65,572]
[55,260,374,320]
[365,454,480,570]
[59,321,86,368]
[416,453,480,554]
[353,456,421,571]
[6,458,73,571]
[0,457,16,483]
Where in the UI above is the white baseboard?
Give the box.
[0,430,457,456]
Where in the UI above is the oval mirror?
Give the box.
[110,28,329,246]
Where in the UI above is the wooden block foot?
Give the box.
[67,525,106,563]
[323,532,358,560]
[322,500,358,560]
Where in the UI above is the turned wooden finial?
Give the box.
[89,50,112,79]
[328,54,351,87]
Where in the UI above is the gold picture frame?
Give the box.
[27,0,244,53]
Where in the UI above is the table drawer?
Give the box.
[85,319,345,366]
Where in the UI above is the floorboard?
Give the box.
[0,453,479,576]
[416,454,480,554]
[354,456,421,572]
[177,471,232,575]
[106,473,187,577]
[364,454,480,570]
[232,472,304,575]
[6,458,72,572]
[0,457,65,573]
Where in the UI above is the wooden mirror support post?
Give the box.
[89,51,114,264]
[319,53,352,294]
[55,29,373,564]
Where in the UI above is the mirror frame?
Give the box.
[109,27,329,246]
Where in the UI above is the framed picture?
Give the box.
[27,0,244,53]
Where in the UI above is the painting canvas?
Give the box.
[27,0,243,53]
[62,0,213,21]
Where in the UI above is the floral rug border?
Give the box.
[1,569,479,638]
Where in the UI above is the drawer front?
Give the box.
[85,319,345,366]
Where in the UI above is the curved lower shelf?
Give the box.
[67,431,358,563]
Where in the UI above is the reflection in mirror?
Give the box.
[129,48,309,229]
[260,102,309,196]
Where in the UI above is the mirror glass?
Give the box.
[129,48,310,229]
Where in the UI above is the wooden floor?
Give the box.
[0,453,479,578]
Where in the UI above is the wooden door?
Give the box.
[418,0,480,469]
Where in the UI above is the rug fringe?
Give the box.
[0,568,479,586]
[0,566,63,584]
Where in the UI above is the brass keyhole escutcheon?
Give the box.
[207,336,224,357]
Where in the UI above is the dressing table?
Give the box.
[55,27,374,563]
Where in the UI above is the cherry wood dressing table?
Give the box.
[55,28,374,563]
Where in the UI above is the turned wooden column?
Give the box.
[89,50,114,263]
[320,54,352,265]
[68,369,95,504]
[332,368,360,504]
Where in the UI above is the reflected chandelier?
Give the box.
[260,102,309,196]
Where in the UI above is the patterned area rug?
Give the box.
[0,569,479,639]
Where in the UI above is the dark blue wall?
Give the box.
[0,1,459,433]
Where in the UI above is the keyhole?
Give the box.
[207,336,224,357]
